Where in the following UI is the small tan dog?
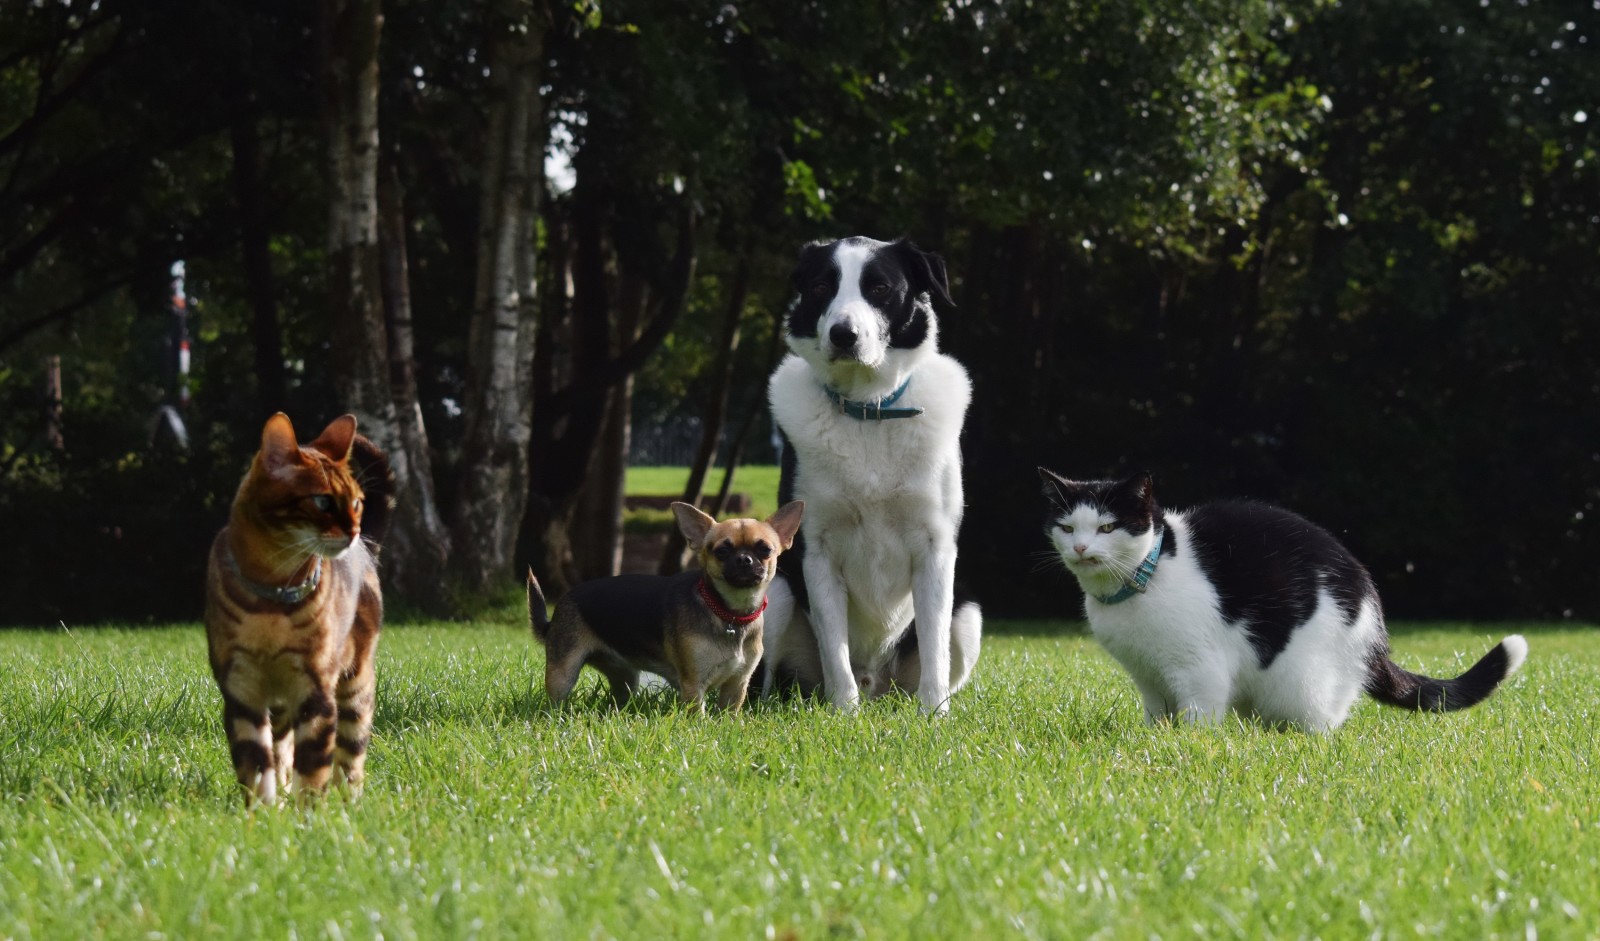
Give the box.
[527,500,804,712]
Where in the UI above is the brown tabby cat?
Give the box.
[204,412,392,805]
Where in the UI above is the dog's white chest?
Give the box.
[769,354,970,653]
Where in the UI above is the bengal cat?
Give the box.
[204,412,392,805]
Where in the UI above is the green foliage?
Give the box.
[2,0,1595,620]
[0,622,1594,938]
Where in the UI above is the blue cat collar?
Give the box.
[1094,527,1163,605]
[822,376,924,420]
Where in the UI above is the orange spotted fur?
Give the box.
[204,413,391,805]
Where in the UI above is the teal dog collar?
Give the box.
[822,376,924,420]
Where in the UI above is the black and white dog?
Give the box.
[761,236,982,715]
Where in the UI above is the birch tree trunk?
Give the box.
[376,155,453,608]
[320,0,450,606]
[451,19,545,595]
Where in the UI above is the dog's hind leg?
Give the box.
[592,654,640,708]
[541,632,591,706]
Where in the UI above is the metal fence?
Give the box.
[628,414,780,467]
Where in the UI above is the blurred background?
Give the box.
[0,0,1594,624]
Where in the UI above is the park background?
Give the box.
[1,0,1596,624]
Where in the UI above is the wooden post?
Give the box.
[43,355,63,450]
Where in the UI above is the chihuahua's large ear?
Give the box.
[766,500,805,550]
[260,412,300,471]
[310,414,358,463]
[671,502,717,550]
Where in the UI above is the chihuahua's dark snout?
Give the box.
[724,557,764,587]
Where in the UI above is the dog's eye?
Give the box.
[810,280,831,296]
[309,495,334,512]
[712,543,733,559]
[868,283,890,297]
[1098,523,1115,534]
[753,541,771,560]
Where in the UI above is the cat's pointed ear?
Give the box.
[260,413,300,469]
[1038,466,1075,507]
[310,414,358,463]
[1117,471,1156,514]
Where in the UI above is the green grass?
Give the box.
[1,621,1596,939]
[625,464,782,522]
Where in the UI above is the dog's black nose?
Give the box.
[829,322,858,350]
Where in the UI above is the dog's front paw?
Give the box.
[917,681,951,717]
[827,686,862,715]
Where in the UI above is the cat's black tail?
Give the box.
[1364,635,1528,711]
[526,568,551,642]
[350,434,396,548]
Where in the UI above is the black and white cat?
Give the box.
[1038,468,1527,732]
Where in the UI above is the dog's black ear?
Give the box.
[891,239,954,308]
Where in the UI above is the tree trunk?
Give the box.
[375,153,453,609]
[659,257,749,574]
[320,0,447,604]
[520,181,696,597]
[229,112,285,413]
[320,0,388,423]
[451,21,545,595]
[709,318,786,518]
[43,354,63,450]
[572,274,644,580]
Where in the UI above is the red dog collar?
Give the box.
[697,576,766,626]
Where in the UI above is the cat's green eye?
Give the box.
[310,495,334,512]
[1098,523,1115,534]
[1058,524,1074,534]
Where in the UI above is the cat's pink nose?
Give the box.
[1073,543,1088,555]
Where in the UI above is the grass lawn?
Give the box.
[1,619,1595,939]
[625,464,783,527]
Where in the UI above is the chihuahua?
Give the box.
[527,500,804,712]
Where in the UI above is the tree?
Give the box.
[449,8,547,595]
[320,0,452,605]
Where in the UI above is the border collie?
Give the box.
[761,236,982,715]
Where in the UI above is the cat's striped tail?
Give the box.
[526,569,551,642]
[1365,635,1528,711]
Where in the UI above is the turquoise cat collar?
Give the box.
[227,549,323,605]
[822,376,924,420]
[1095,528,1164,605]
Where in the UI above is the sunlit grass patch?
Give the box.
[0,621,1594,939]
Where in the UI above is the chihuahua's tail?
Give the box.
[526,568,551,642]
